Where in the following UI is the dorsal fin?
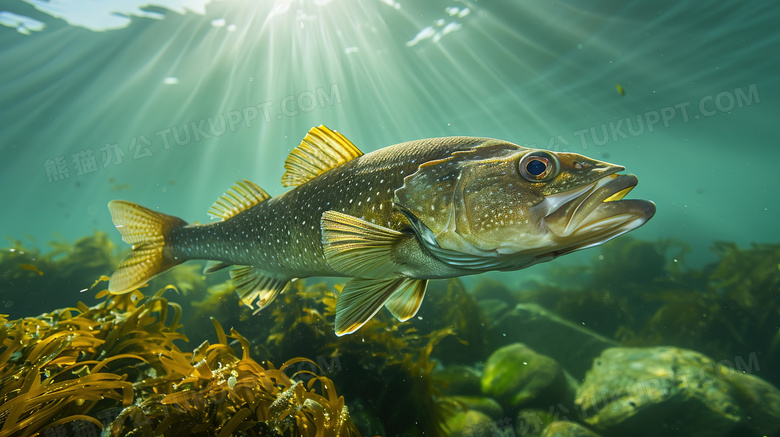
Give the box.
[281,125,364,187]
[208,179,270,221]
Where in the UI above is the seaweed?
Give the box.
[319,305,457,437]
[1,232,121,317]
[0,273,359,437]
[106,317,359,437]
[1,233,472,436]
[414,279,489,366]
[629,241,780,370]
[197,278,467,437]
[0,284,152,436]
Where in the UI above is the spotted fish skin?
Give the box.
[166,136,485,279]
[107,126,655,335]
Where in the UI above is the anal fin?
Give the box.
[335,277,426,336]
[230,266,288,313]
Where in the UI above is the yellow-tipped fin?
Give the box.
[282,125,363,187]
[108,200,187,294]
[208,179,270,221]
[335,277,426,336]
[230,266,289,313]
[384,279,428,322]
[321,210,409,279]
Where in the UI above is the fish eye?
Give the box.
[519,151,559,182]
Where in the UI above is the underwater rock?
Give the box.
[575,346,760,437]
[444,410,495,437]
[481,343,570,409]
[726,370,780,435]
[450,395,504,420]
[541,421,602,437]
[489,303,618,379]
[515,408,557,436]
[433,365,483,396]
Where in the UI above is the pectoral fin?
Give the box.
[230,266,289,313]
[321,210,410,279]
[335,277,426,336]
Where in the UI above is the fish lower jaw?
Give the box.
[568,213,647,241]
[543,202,656,258]
[543,174,645,236]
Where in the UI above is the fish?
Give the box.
[616,83,625,96]
[107,125,655,335]
[19,264,44,276]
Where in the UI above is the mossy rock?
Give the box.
[515,408,557,436]
[433,365,483,396]
[444,410,494,437]
[488,304,618,379]
[481,343,570,409]
[576,347,745,437]
[541,421,601,437]
[450,396,504,420]
[476,298,512,322]
[726,369,780,435]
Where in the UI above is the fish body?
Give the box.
[165,136,483,280]
[20,264,44,276]
[108,126,655,335]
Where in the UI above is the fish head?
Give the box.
[394,140,656,271]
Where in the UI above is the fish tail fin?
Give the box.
[107,200,189,294]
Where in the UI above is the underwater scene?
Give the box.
[1,0,779,436]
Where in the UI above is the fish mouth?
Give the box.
[542,173,656,254]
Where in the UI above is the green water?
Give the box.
[1,1,779,436]
[2,1,777,261]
